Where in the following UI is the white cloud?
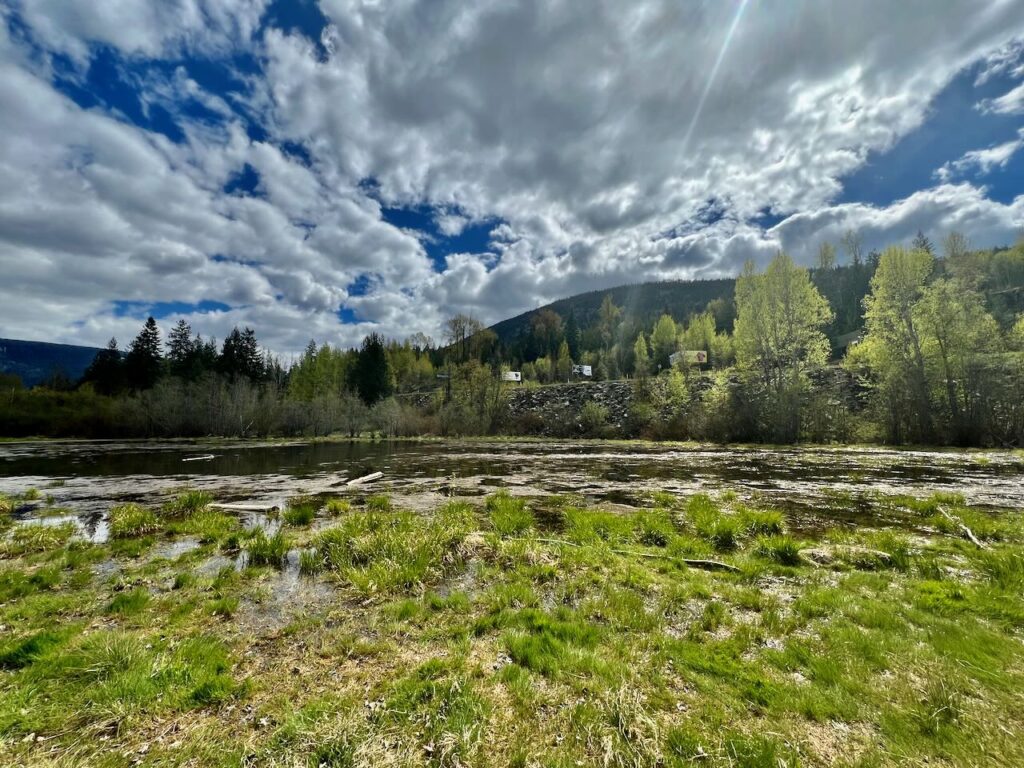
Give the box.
[937,129,1024,181]
[1,1,1024,356]
[981,81,1024,115]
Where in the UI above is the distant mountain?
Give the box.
[488,278,736,344]
[0,338,103,388]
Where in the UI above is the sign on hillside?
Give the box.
[670,350,708,366]
[501,371,522,382]
[571,364,593,377]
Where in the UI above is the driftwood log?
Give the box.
[347,471,384,486]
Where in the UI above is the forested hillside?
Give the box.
[0,338,103,388]
[2,234,1023,446]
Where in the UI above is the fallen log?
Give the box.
[940,508,988,549]
[347,471,383,487]
[182,454,215,462]
[210,502,280,512]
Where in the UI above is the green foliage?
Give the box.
[325,498,352,516]
[283,499,317,526]
[108,503,160,538]
[107,587,150,615]
[365,494,392,512]
[3,522,75,555]
[245,529,289,569]
[0,630,69,670]
[734,253,833,441]
[385,659,486,765]
[163,490,213,517]
[487,492,534,537]
[755,535,803,565]
[309,502,473,594]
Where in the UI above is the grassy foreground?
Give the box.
[1,487,1023,767]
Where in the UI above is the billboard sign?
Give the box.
[501,371,522,382]
[571,364,593,377]
[670,350,708,366]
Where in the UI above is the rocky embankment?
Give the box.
[506,380,635,429]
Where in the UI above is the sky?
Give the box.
[2,0,1024,358]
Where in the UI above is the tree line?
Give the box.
[1,231,1022,445]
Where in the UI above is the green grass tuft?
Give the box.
[325,498,351,516]
[245,528,289,569]
[487,492,534,537]
[163,489,213,518]
[107,587,150,616]
[365,494,392,512]
[283,502,317,527]
[755,534,803,565]
[108,503,160,539]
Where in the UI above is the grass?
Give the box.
[487,491,534,536]
[309,501,474,594]
[245,528,289,568]
[1,483,1024,767]
[162,489,214,517]
[2,522,76,555]
[282,501,317,527]
[108,503,160,538]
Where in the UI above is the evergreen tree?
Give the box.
[912,229,934,255]
[124,318,163,390]
[81,337,124,395]
[351,332,393,405]
[565,309,581,360]
[166,319,194,378]
[220,327,265,381]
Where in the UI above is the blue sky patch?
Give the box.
[224,163,262,196]
[380,204,502,270]
[839,55,1024,208]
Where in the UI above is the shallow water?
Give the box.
[2,439,1023,539]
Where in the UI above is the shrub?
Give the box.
[579,401,609,436]
[108,503,160,539]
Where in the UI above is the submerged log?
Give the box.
[347,471,383,486]
[210,502,280,512]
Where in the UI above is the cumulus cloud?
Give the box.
[937,129,1024,181]
[1,1,1023,355]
